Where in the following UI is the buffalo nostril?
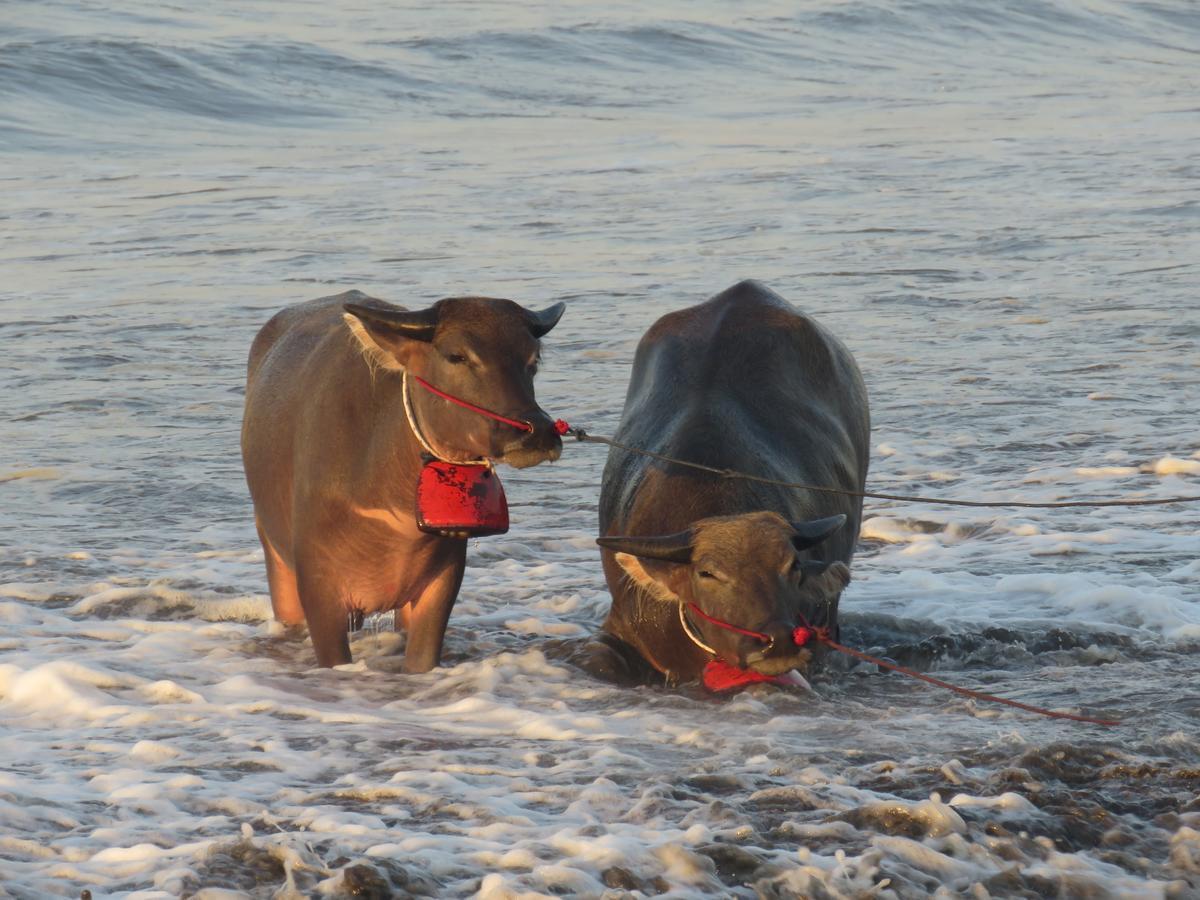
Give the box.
[512,415,560,443]
[743,632,783,666]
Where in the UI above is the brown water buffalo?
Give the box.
[241,290,564,670]
[593,280,869,687]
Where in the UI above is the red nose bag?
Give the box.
[416,460,510,537]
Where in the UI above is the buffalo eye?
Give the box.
[698,569,717,580]
[444,352,468,365]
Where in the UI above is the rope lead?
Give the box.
[552,420,1200,510]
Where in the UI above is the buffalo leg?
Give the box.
[402,543,467,674]
[577,633,658,686]
[256,521,304,625]
[295,563,352,667]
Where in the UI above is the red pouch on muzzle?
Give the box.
[416,460,510,537]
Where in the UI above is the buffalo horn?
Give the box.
[596,530,693,563]
[526,302,566,338]
[789,514,846,551]
[344,302,439,342]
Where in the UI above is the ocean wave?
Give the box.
[4,2,1197,148]
[0,38,328,123]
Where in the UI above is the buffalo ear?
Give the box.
[610,553,687,605]
[825,561,851,589]
[599,532,693,604]
[794,559,850,586]
[343,301,439,371]
[526,302,565,338]
[796,560,832,580]
[597,531,693,563]
[344,302,439,341]
[790,514,846,552]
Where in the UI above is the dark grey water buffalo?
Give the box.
[241,290,564,670]
[593,280,869,687]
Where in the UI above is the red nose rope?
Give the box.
[688,602,1120,726]
[409,374,534,432]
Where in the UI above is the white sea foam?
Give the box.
[1152,456,1200,476]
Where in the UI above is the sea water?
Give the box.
[2,1,1198,896]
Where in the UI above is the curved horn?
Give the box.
[789,514,846,551]
[526,302,565,339]
[596,530,693,563]
[344,302,439,342]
